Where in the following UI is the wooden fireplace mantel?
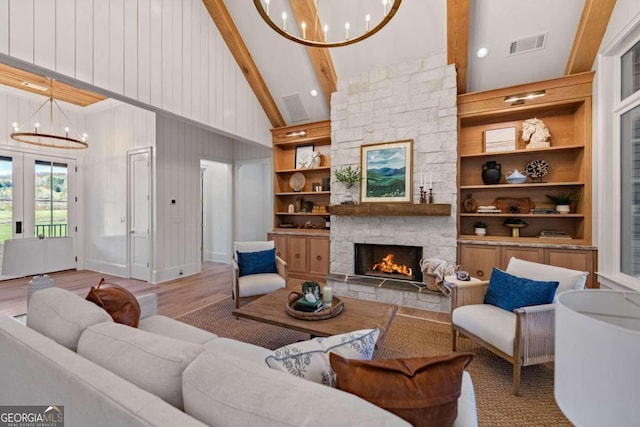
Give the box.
[329,203,451,217]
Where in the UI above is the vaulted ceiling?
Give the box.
[211,0,615,128]
[0,0,617,132]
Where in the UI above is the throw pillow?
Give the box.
[483,268,559,312]
[265,328,380,387]
[86,278,141,327]
[237,248,277,277]
[330,352,474,427]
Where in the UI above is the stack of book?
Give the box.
[538,230,572,239]
[477,205,501,214]
[294,295,324,312]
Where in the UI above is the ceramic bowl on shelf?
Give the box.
[506,169,527,184]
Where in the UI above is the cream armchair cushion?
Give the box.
[232,241,287,308]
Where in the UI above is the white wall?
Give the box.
[234,159,273,242]
[0,0,272,146]
[202,160,231,263]
[83,102,156,277]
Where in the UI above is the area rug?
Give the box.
[177,298,570,427]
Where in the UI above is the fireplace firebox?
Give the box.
[354,243,423,282]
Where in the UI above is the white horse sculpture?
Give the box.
[522,118,550,149]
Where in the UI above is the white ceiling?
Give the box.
[225,0,588,125]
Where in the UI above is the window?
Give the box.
[34,161,68,237]
[620,106,640,276]
[0,157,12,244]
[621,40,640,99]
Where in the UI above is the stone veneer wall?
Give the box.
[329,54,458,309]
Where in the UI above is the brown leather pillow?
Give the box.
[86,278,141,328]
[329,352,474,427]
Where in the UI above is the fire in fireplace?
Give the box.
[354,243,423,282]
[372,254,412,277]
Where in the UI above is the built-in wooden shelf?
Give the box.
[329,203,451,217]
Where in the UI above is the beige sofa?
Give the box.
[0,288,478,426]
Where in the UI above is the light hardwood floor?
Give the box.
[0,261,450,322]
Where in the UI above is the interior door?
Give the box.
[128,149,151,281]
[0,150,77,279]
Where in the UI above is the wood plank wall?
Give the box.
[0,0,272,146]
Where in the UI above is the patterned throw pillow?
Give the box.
[236,248,277,277]
[265,328,380,387]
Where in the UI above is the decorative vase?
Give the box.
[463,194,478,213]
[474,227,486,236]
[481,161,502,185]
[342,189,354,204]
[556,204,571,214]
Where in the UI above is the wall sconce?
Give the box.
[504,90,546,105]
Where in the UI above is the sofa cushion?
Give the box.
[203,337,272,365]
[183,349,410,427]
[139,315,218,346]
[237,248,278,277]
[452,304,516,356]
[506,257,587,296]
[27,287,113,351]
[330,352,474,427]
[77,322,204,409]
[484,268,558,312]
[265,328,379,386]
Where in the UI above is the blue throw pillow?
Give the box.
[483,268,559,312]
[237,248,277,277]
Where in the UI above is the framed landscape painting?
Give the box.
[360,140,413,203]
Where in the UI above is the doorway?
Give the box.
[201,160,232,263]
[0,149,77,279]
[127,148,151,281]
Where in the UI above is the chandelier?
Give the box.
[253,0,402,48]
[10,79,88,149]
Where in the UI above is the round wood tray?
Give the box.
[285,291,344,320]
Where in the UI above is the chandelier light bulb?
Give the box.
[365,14,371,32]
[345,22,350,40]
[383,0,389,16]
[301,21,307,39]
[323,24,328,42]
[64,127,69,137]
[34,123,40,133]
[282,11,287,31]
[12,122,18,132]
[265,0,270,16]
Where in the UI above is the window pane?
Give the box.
[35,161,68,237]
[0,157,12,243]
[620,105,640,276]
[622,40,640,99]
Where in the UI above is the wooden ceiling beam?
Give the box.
[288,0,338,109]
[202,0,286,128]
[0,63,105,107]
[447,0,469,94]
[565,0,617,75]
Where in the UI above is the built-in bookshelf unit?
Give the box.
[456,72,598,287]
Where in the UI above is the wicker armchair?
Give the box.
[232,241,287,309]
[450,257,587,395]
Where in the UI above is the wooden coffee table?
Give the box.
[232,287,398,346]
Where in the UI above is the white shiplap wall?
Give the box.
[0,0,272,146]
[154,113,234,282]
[83,102,156,277]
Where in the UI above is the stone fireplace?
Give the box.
[326,53,458,312]
[354,243,423,282]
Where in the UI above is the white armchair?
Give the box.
[450,257,587,395]
[232,241,287,309]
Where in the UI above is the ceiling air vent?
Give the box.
[281,93,309,123]
[508,33,547,56]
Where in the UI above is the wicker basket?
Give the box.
[285,291,344,320]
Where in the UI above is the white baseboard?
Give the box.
[152,263,198,284]
[84,258,127,278]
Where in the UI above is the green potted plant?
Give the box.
[333,165,361,204]
[473,221,487,236]
[546,191,580,214]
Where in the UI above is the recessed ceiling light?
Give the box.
[476,47,489,58]
[310,89,318,97]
